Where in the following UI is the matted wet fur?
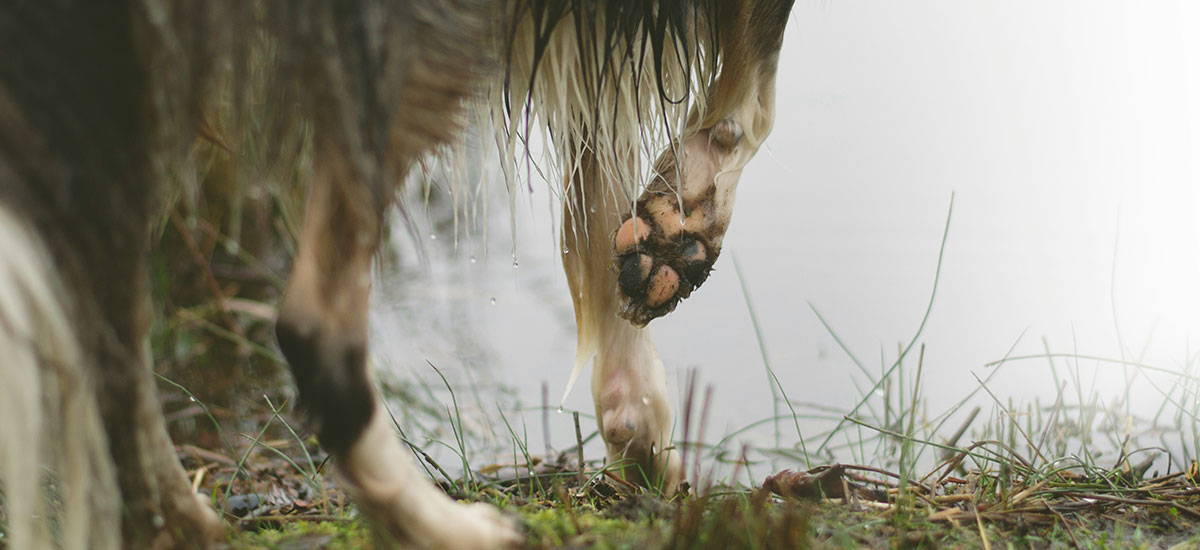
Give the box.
[0,0,793,548]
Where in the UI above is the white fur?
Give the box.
[0,205,119,550]
[340,400,521,549]
[488,10,717,404]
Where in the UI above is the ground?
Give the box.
[132,137,1200,550]
[178,430,1200,550]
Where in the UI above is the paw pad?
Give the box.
[612,206,717,326]
[611,119,743,326]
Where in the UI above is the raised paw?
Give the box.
[612,118,745,326]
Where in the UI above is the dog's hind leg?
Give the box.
[98,295,227,550]
[0,203,123,550]
[563,144,684,495]
[613,0,795,325]
[0,1,228,545]
[0,126,225,550]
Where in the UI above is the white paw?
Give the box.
[426,502,522,550]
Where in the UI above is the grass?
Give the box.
[145,202,1200,550]
[216,471,1200,549]
[29,104,1168,549]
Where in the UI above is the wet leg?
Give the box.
[563,146,683,494]
[614,0,794,325]
[275,160,520,549]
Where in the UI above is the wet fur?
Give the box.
[0,0,792,547]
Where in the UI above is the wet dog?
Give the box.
[0,0,792,547]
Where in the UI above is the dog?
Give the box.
[0,0,792,547]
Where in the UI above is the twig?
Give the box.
[574,411,584,488]
[191,465,208,493]
[1044,503,1083,549]
[973,505,992,550]
[542,382,551,458]
[238,514,352,524]
[940,406,980,462]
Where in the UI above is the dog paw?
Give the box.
[613,119,744,326]
[425,502,523,550]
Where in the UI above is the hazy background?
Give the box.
[372,1,1200,468]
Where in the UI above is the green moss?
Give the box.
[229,520,369,550]
[518,501,665,549]
[218,492,1200,550]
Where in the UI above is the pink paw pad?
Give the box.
[645,266,680,308]
[611,119,739,326]
[614,217,652,254]
[612,207,717,325]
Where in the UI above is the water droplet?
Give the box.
[152,515,165,528]
[556,406,564,413]
[490,297,497,305]
[563,247,570,254]
[642,396,650,405]
[430,233,437,240]
[189,396,196,402]
[512,260,519,268]
[469,256,477,264]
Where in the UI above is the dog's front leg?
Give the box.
[276,153,519,549]
[613,0,794,326]
[563,144,684,495]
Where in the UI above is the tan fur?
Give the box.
[507,0,788,493]
[563,147,686,492]
[0,205,120,550]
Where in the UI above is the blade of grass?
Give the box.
[816,192,954,456]
[733,255,810,467]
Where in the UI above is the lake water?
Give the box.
[370,1,1200,478]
